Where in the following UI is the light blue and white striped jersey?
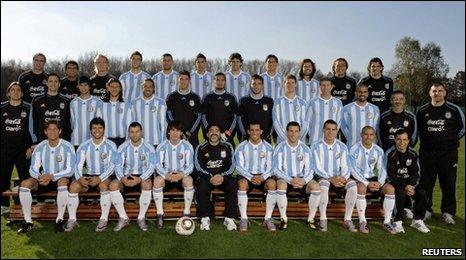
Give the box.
[349,142,386,186]
[311,138,349,179]
[297,78,320,102]
[225,70,252,102]
[272,95,308,142]
[341,102,380,147]
[115,139,155,181]
[102,101,132,139]
[70,96,103,146]
[260,72,283,101]
[190,71,214,100]
[151,70,179,100]
[75,137,117,181]
[29,139,76,181]
[306,96,343,145]
[154,139,194,178]
[273,140,313,184]
[119,70,151,103]
[235,140,274,181]
[131,96,167,145]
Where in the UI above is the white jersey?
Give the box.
[131,96,167,145]
[260,72,283,101]
[190,70,214,99]
[297,78,320,102]
[273,140,313,184]
[154,139,194,178]
[235,140,274,181]
[272,95,308,142]
[225,70,251,102]
[29,139,75,181]
[119,70,151,103]
[311,139,349,179]
[75,138,117,181]
[349,142,386,186]
[306,96,343,145]
[341,102,380,147]
[70,96,103,146]
[115,139,155,181]
[101,101,132,139]
[152,70,179,100]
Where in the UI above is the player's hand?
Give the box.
[39,173,53,186]
[79,177,90,187]
[89,176,100,186]
[405,185,415,196]
[121,176,131,186]
[210,174,224,186]
[25,147,33,159]
[220,133,227,141]
[330,177,342,187]
[132,176,141,185]
[251,175,263,186]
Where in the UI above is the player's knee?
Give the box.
[57,178,69,187]
[276,179,287,190]
[98,180,110,191]
[182,176,193,187]
[20,178,34,188]
[383,184,395,195]
[69,181,82,193]
[153,176,165,188]
[237,178,248,191]
[141,180,152,190]
[357,183,367,195]
[319,179,330,189]
[265,179,276,191]
[109,180,120,191]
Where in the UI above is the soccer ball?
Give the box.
[175,217,195,236]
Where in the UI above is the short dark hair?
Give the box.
[131,51,143,60]
[215,72,226,80]
[323,119,338,129]
[128,122,142,131]
[65,60,79,70]
[103,78,124,102]
[298,58,316,80]
[162,53,173,60]
[228,52,243,63]
[356,82,369,91]
[284,74,297,83]
[361,125,376,134]
[168,121,184,132]
[47,73,60,81]
[286,121,300,131]
[251,74,264,84]
[367,57,384,73]
[265,54,278,63]
[143,78,155,88]
[332,58,348,74]
[431,82,446,91]
[248,120,262,129]
[196,53,206,61]
[90,117,105,131]
[45,119,61,130]
[207,123,220,132]
[395,128,409,139]
[319,77,332,85]
[179,70,191,79]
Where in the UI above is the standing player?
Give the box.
[201,72,238,147]
[194,124,238,231]
[416,82,465,224]
[260,54,283,101]
[119,51,151,103]
[273,121,320,230]
[59,60,80,100]
[102,78,133,147]
[30,73,72,143]
[1,82,33,215]
[341,83,380,148]
[18,53,48,103]
[330,58,357,106]
[306,77,343,145]
[152,53,179,100]
[311,120,357,232]
[190,53,213,99]
[166,70,202,148]
[296,58,320,101]
[225,52,252,102]
[153,121,195,228]
[17,120,75,233]
[90,54,116,101]
[235,121,276,231]
[110,122,156,232]
[237,74,274,143]
[70,76,103,149]
[66,118,117,232]
[349,126,396,234]
[386,129,430,233]
[131,79,167,148]
[273,75,308,143]
[358,57,394,114]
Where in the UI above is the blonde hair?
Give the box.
[93,53,109,74]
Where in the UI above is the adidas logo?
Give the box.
[41,104,46,107]
[2,112,7,116]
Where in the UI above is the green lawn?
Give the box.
[1,139,464,259]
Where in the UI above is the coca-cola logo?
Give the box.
[30,86,45,91]
[5,118,21,125]
[333,90,347,95]
[93,88,107,94]
[371,90,386,96]
[427,119,445,126]
[45,110,61,116]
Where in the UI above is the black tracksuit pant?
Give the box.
[195,175,239,219]
[394,185,427,221]
[1,146,30,207]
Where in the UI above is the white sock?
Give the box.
[308,191,321,221]
[356,194,367,223]
[383,194,396,224]
[56,186,69,222]
[19,187,32,223]
[319,185,329,220]
[265,190,277,220]
[238,190,248,219]
[138,190,152,220]
[67,193,79,221]
[152,187,164,215]
[344,183,357,221]
[276,190,287,221]
[183,186,194,215]
[100,191,111,221]
[110,190,128,219]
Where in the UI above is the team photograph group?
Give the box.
[1,50,464,238]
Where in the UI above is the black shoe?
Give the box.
[55,219,65,233]
[156,214,164,229]
[279,219,288,230]
[17,221,33,233]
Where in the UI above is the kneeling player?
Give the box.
[273,121,321,230]
[66,118,117,232]
[349,126,396,234]
[17,120,75,233]
[153,121,195,229]
[235,121,276,231]
[311,120,357,232]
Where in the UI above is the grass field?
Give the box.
[1,139,464,259]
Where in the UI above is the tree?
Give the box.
[446,71,465,106]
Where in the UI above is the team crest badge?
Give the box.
[445,111,451,119]
[140,154,146,161]
[151,106,157,112]
[259,152,266,158]
[25,80,30,84]
[368,113,374,119]
[204,80,210,87]
[101,152,108,160]
[275,81,280,88]
[56,154,63,163]
[331,106,337,113]
[220,150,227,158]
[42,80,47,85]
[295,105,300,111]
[335,152,341,159]
[88,106,94,112]
[369,157,376,164]
[297,154,304,161]
[240,81,245,88]
[345,83,351,90]
[224,100,230,106]
[385,83,390,89]
[189,100,195,107]
[403,120,409,127]
[406,158,412,166]
[60,103,65,109]
[21,111,27,118]
[263,104,268,111]
[178,153,184,160]
[117,107,123,114]
[171,80,175,86]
